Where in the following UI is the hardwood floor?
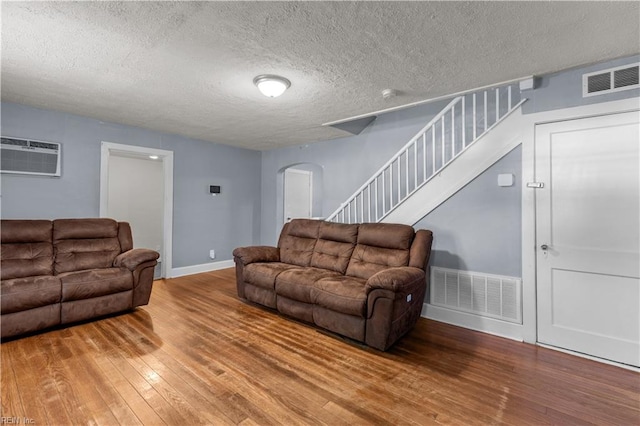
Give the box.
[2,268,639,425]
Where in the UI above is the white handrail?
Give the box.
[375,98,527,223]
[329,97,462,218]
[326,84,522,223]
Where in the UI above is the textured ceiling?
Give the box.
[2,1,639,150]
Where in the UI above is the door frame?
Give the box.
[100,141,174,278]
[521,97,640,345]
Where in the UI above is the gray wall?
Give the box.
[0,102,262,268]
[414,146,522,277]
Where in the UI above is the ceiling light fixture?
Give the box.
[253,74,291,98]
[149,155,159,160]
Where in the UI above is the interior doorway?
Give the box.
[535,111,639,367]
[100,142,174,278]
[284,168,312,223]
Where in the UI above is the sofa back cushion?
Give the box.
[53,219,122,274]
[117,221,134,252]
[1,220,53,280]
[346,223,415,280]
[409,229,434,270]
[278,219,320,267]
[310,222,358,274]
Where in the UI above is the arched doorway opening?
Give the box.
[276,162,324,227]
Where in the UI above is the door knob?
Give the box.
[540,244,548,250]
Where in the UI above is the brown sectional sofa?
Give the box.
[233,219,433,350]
[1,218,159,339]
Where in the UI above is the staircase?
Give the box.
[326,84,527,224]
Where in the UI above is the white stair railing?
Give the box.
[326,84,526,223]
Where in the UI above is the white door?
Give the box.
[284,168,312,223]
[536,111,640,367]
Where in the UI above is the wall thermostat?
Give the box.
[209,185,221,195]
[497,174,514,187]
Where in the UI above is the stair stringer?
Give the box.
[381,105,525,225]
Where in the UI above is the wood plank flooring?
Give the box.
[1,268,639,425]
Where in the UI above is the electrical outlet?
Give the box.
[209,250,215,260]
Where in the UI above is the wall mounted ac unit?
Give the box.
[1,136,61,177]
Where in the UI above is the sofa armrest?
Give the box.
[365,266,427,351]
[365,266,425,293]
[232,246,279,265]
[114,248,159,271]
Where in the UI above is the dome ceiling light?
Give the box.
[253,74,291,98]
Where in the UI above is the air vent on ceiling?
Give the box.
[583,63,639,97]
[1,136,61,176]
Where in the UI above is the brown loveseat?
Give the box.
[1,218,159,339]
[233,219,433,350]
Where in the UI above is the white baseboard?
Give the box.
[170,259,235,278]
[422,303,523,341]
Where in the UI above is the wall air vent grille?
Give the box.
[587,72,611,93]
[1,136,61,176]
[583,63,640,97]
[614,66,639,88]
[430,267,522,324]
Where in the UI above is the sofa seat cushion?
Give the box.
[1,275,62,314]
[244,262,300,290]
[311,276,368,317]
[275,267,340,303]
[59,268,133,302]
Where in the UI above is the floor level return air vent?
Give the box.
[430,267,522,324]
[1,136,61,177]
[583,63,639,97]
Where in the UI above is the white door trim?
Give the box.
[521,97,640,344]
[100,142,174,278]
